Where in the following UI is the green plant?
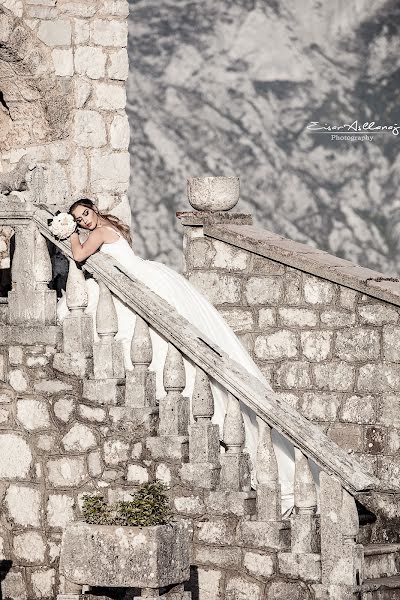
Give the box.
[82,481,172,527]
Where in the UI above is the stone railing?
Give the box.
[0,197,382,599]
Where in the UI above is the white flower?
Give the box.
[49,212,76,240]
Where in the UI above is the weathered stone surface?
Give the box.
[238,520,289,550]
[108,48,129,79]
[47,457,87,487]
[196,568,223,600]
[94,82,126,110]
[313,363,354,391]
[303,277,335,304]
[110,114,130,149]
[258,307,276,327]
[5,485,41,526]
[335,328,380,361]
[35,379,73,394]
[90,19,128,46]
[255,330,297,360]
[301,392,341,421]
[275,361,311,389]
[218,308,254,332]
[341,395,375,424]
[13,531,45,563]
[0,434,32,478]
[9,369,28,392]
[126,464,149,483]
[88,450,102,477]
[278,552,321,581]
[383,325,400,361]
[266,579,311,600]
[103,439,129,465]
[90,150,130,193]
[210,239,249,271]
[338,288,358,309]
[278,307,318,327]
[2,570,27,600]
[47,494,75,528]
[320,310,356,327]
[301,331,332,362]
[244,276,283,305]
[60,521,190,587]
[30,568,55,598]
[74,110,106,148]
[188,272,241,304]
[194,545,241,569]
[53,397,75,422]
[358,304,399,325]
[225,575,263,600]
[378,394,400,428]
[74,46,106,79]
[358,364,400,392]
[78,404,105,422]
[327,423,363,452]
[243,550,275,579]
[52,48,74,76]
[174,494,205,516]
[37,20,71,45]
[16,398,50,430]
[196,519,236,546]
[62,424,97,452]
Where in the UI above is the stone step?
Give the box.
[364,545,400,580]
[361,575,400,599]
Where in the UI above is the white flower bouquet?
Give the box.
[48,212,76,240]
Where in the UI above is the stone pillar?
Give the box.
[8,222,57,325]
[180,366,221,489]
[159,343,189,436]
[125,315,156,408]
[220,392,251,491]
[53,259,94,377]
[93,280,124,379]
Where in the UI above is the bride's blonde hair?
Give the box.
[69,198,132,246]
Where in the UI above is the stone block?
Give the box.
[62,423,97,452]
[179,463,220,490]
[189,421,220,464]
[34,379,73,394]
[83,378,125,405]
[335,328,380,361]
[284,270,303,304]
[258,307,276,327]
[206,491,256,517]
[78,404,105,422]
[173,494,205,516]
[109,406,158,436]
[31,569,55,598]
[47,494,74,528]
[340,395,376,424]
[338,288,358,309]
[290,513,318,553]
[74,78,91,109]
[301,392,341,421]
[99,0,130,16]
[358,304,399,325]
[237,520,289,550]
[8,368,29,392]
[8,346,23,365]
[357,364,400,392]
[313,363,355,391]
[275,361,311,389]
[320,310,355,327]
[196,568,223,600]
[110,114,130,149]
[126,464,149,484]
[279,307,318,327]
[93,338,125,379]
[188,271,241,305]
[365,426,386,454]
[255,330,298,360]
[266,579,312,600]
[210,239,250,271]
[54,397,75,422]
[251,255,285,274]
[220,451,251,492]
[244,276,283,305]
[218,308,254,332]
[53,353,92,378]
[37,20,72,45]
[108,48,129,80]
[47,457,87,487]
[327,423,363,452]
[194,545,241,569]
[94,82,126,110]
[13,531,45,563]
[52,48,74,76]
[74,46,106,79]
[16,398,50,430]
[0,433,32,478]
[378,394,400,428]
[159,393,189,436]
[2,570,27,600]
[60,521,190,588]
[74,110,106,148]
[90,19,128,46]
[243,550,275,579]
[303,276,335,304]
[5,484,41,526]
[301,331,332,362]
[59,1,97,16]
[378,457,400,488]
[195,518,236,545]
[146,436,189,461]
[383,325,400,361]
[74,18,90,44]
[225,575,263,600]
[90,150,130,193]
[103,438,129,465]
[87,451,102,477]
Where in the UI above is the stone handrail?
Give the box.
[25,205,378,495]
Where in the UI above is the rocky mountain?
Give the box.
[127,0,400,274]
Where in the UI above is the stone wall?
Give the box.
[0,0,131,222]
[179,213,400,539]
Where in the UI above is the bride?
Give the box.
[57,198,296,513]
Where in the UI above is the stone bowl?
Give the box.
[187,176,240,211]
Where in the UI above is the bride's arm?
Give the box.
[70,228,106,262]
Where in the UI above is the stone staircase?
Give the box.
[0,198,400,599]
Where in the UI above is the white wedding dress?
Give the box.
[57,228,296,513]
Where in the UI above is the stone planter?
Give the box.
[187,176,240,211]
[59,520,190,590]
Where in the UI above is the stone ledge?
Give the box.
[0,325,61,345]
[203,224,400,308]
[176,211,253,226]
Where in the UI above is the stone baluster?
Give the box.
[159,343,188,436]
[291,447,318,554]
[92,280,125,379]
[53,259,94,378]
[180,367,221,489]
[9,223,56,324]
[318,472,362,599]
[125,315,156,408]
[256,419,281,521]
[220,392,251,491]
